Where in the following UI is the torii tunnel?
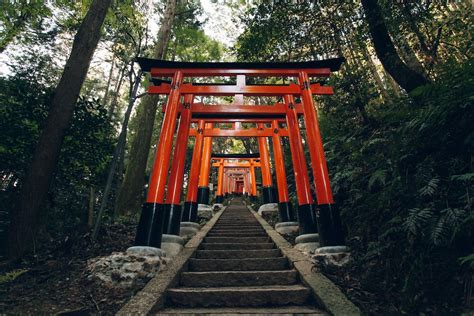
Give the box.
[134,57,345,251]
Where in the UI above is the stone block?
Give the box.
[161,234,185,258]
[257,203,278,216]
[295,233,320,253]
[275,221,299,235]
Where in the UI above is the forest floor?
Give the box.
[0,223,140,314]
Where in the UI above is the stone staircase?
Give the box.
[159,199,325,315]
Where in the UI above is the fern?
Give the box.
[368,169,387,190]
[418,177,440,197]
[431,217,450,246]
[459,254,474,269]
[404,208,433,235]
[443,207,466,228]
[451,173,474,182]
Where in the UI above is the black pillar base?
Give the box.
[197,186,210,205]
[297,203,319,235]
[317,204,345,247]
[162,204,182,235]
[182,201,198,222]
[215,195,224,203]
[278,201,296,222]
[135,202,164,248]
[262,186,278,204]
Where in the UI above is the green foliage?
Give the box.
[323,60,474,312]
[235,2,473,312]
[0,56,115,235]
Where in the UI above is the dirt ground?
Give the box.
[0,223,141,314]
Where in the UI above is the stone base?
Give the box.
[161,234,185,258]
[212,203,224,211]
[257,203,278,216]
[312,246,350,267]
[275,221,299,235]
[294,233,320,253]
[198,204,213,219]
[180,222,201,239]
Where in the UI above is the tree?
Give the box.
[114,0,178,216]
[8,0,112,258]
[361,0,430,92]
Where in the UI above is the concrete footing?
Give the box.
[275,221,299,235]
[257,203,278,216]
[180,222,201,239]
[295,233,320,253]
[161,234,185,257]
[198,204,213,219]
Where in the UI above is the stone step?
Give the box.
[206,232,267,237]
[210,229,266,233]
[214,224,259,227]
[157,306,326,315]
[204,236,269,243]
[195,249,281,259]
[200,243,274,250]
[166,285,311,307]
[180,270,298,287]
[188,257,288,271]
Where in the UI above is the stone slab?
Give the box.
[188,257,288,271]
[167,285,311,307]
[180,270,298,287]
[195,249,281,259]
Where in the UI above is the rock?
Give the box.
[257,203,278,216]
[311,246,351,268]
[86,250,167,289]
[161,234,185,257]
[294,233,319,253]
[275,221,299,235]
[180,221,201,239]
[198,204,213,219]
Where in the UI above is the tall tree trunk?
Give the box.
[8,0,112,258]
[108,64,127,118]
[102,56,115,107]
[362,43,389,100]
[115,0,177,216]
[361,0,430,92]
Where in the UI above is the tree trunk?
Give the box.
[8,0,112,258]
[361,0,430,92]
[88,187,95,228]
[102,56,115,108]
[362,43,389,100]
[92,68,143,240]
[115,0,177,216]
[108,64,127,118]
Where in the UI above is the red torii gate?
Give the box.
[134,58,345,251]
[211,154,261,200]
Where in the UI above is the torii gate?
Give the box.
[133,58,346,254]
[211,154,262,200]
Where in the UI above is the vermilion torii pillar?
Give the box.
[257,123,277,204]
[182,119,205,223]
[135,57,346,253]
[271,119,296,222]
[197,123,213,205]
